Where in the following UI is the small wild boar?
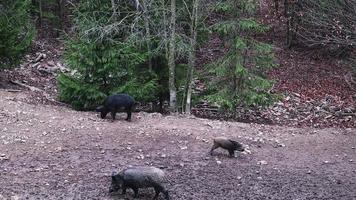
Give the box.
[210,137,245,157]
[109,166,169,200]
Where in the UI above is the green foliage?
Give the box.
[213,1,234,14]
[58,74,107,110]
[204,0,277,110]
[59,0,158,110]
[112,74,158,102]
[212,20,237,36]
[31,0,61,25]
[0,0,35,68]
[238,18,269,33]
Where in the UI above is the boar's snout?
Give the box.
[236,144,245,152]
[96,106,104,112]
[109,182,120,193]
[109,172,121,193]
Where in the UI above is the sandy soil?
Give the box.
[0,91,355,200]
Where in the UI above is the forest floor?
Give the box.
[0,90,355,200]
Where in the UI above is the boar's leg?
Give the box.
[122,186,127,195]
[153,185,163,199]
[163,190,169,200]
[100,111,107,119]
[210,143,219,155]
[132,187,139,198]
[125,107,132,121]
[153,184,169,200]
[110,111,116,121]
[228,149,235,157]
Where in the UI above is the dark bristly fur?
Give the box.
[96,93,135,121]
[210,137,245,157]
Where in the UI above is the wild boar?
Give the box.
[109,166,169,200]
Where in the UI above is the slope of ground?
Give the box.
[0,91,355,199]
[193,0,355,128]
[1,0,354,128]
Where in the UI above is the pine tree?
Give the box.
[204,0,277,111]
[0,0,35,69]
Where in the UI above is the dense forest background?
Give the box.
[0,0,355,127]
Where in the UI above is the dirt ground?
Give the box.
[0,90,355,200]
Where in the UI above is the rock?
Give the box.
[277,143,286,147]
[11,195,20,200]
[307,170,312,174]
[47,60,55,66]
[242,149,252,154]
[216,160,222,165]
[257,176,263,180]
[136,155,145,160]
[32,62,41,68]
[293,92,301,97]
[34,53,44,63]
[257,160,268,165]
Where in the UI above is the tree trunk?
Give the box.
[185,0,199,114]
[111,0,117,17]
[141,0,152,71]
[168,0,177,112]
[56,0,63,36]
[38,0,43,27]
[161,0,169,59]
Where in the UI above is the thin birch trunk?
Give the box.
[142,0,152,71]
[185,0,199,114]
[168,0,177,112]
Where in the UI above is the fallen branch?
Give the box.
[341,112,356,117]
[0,89,22,93]
[10,80,43,92]
[9,80,67,106]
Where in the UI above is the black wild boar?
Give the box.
[109,166,169,200]
[96,93,135,121]
[210,137,244,157]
